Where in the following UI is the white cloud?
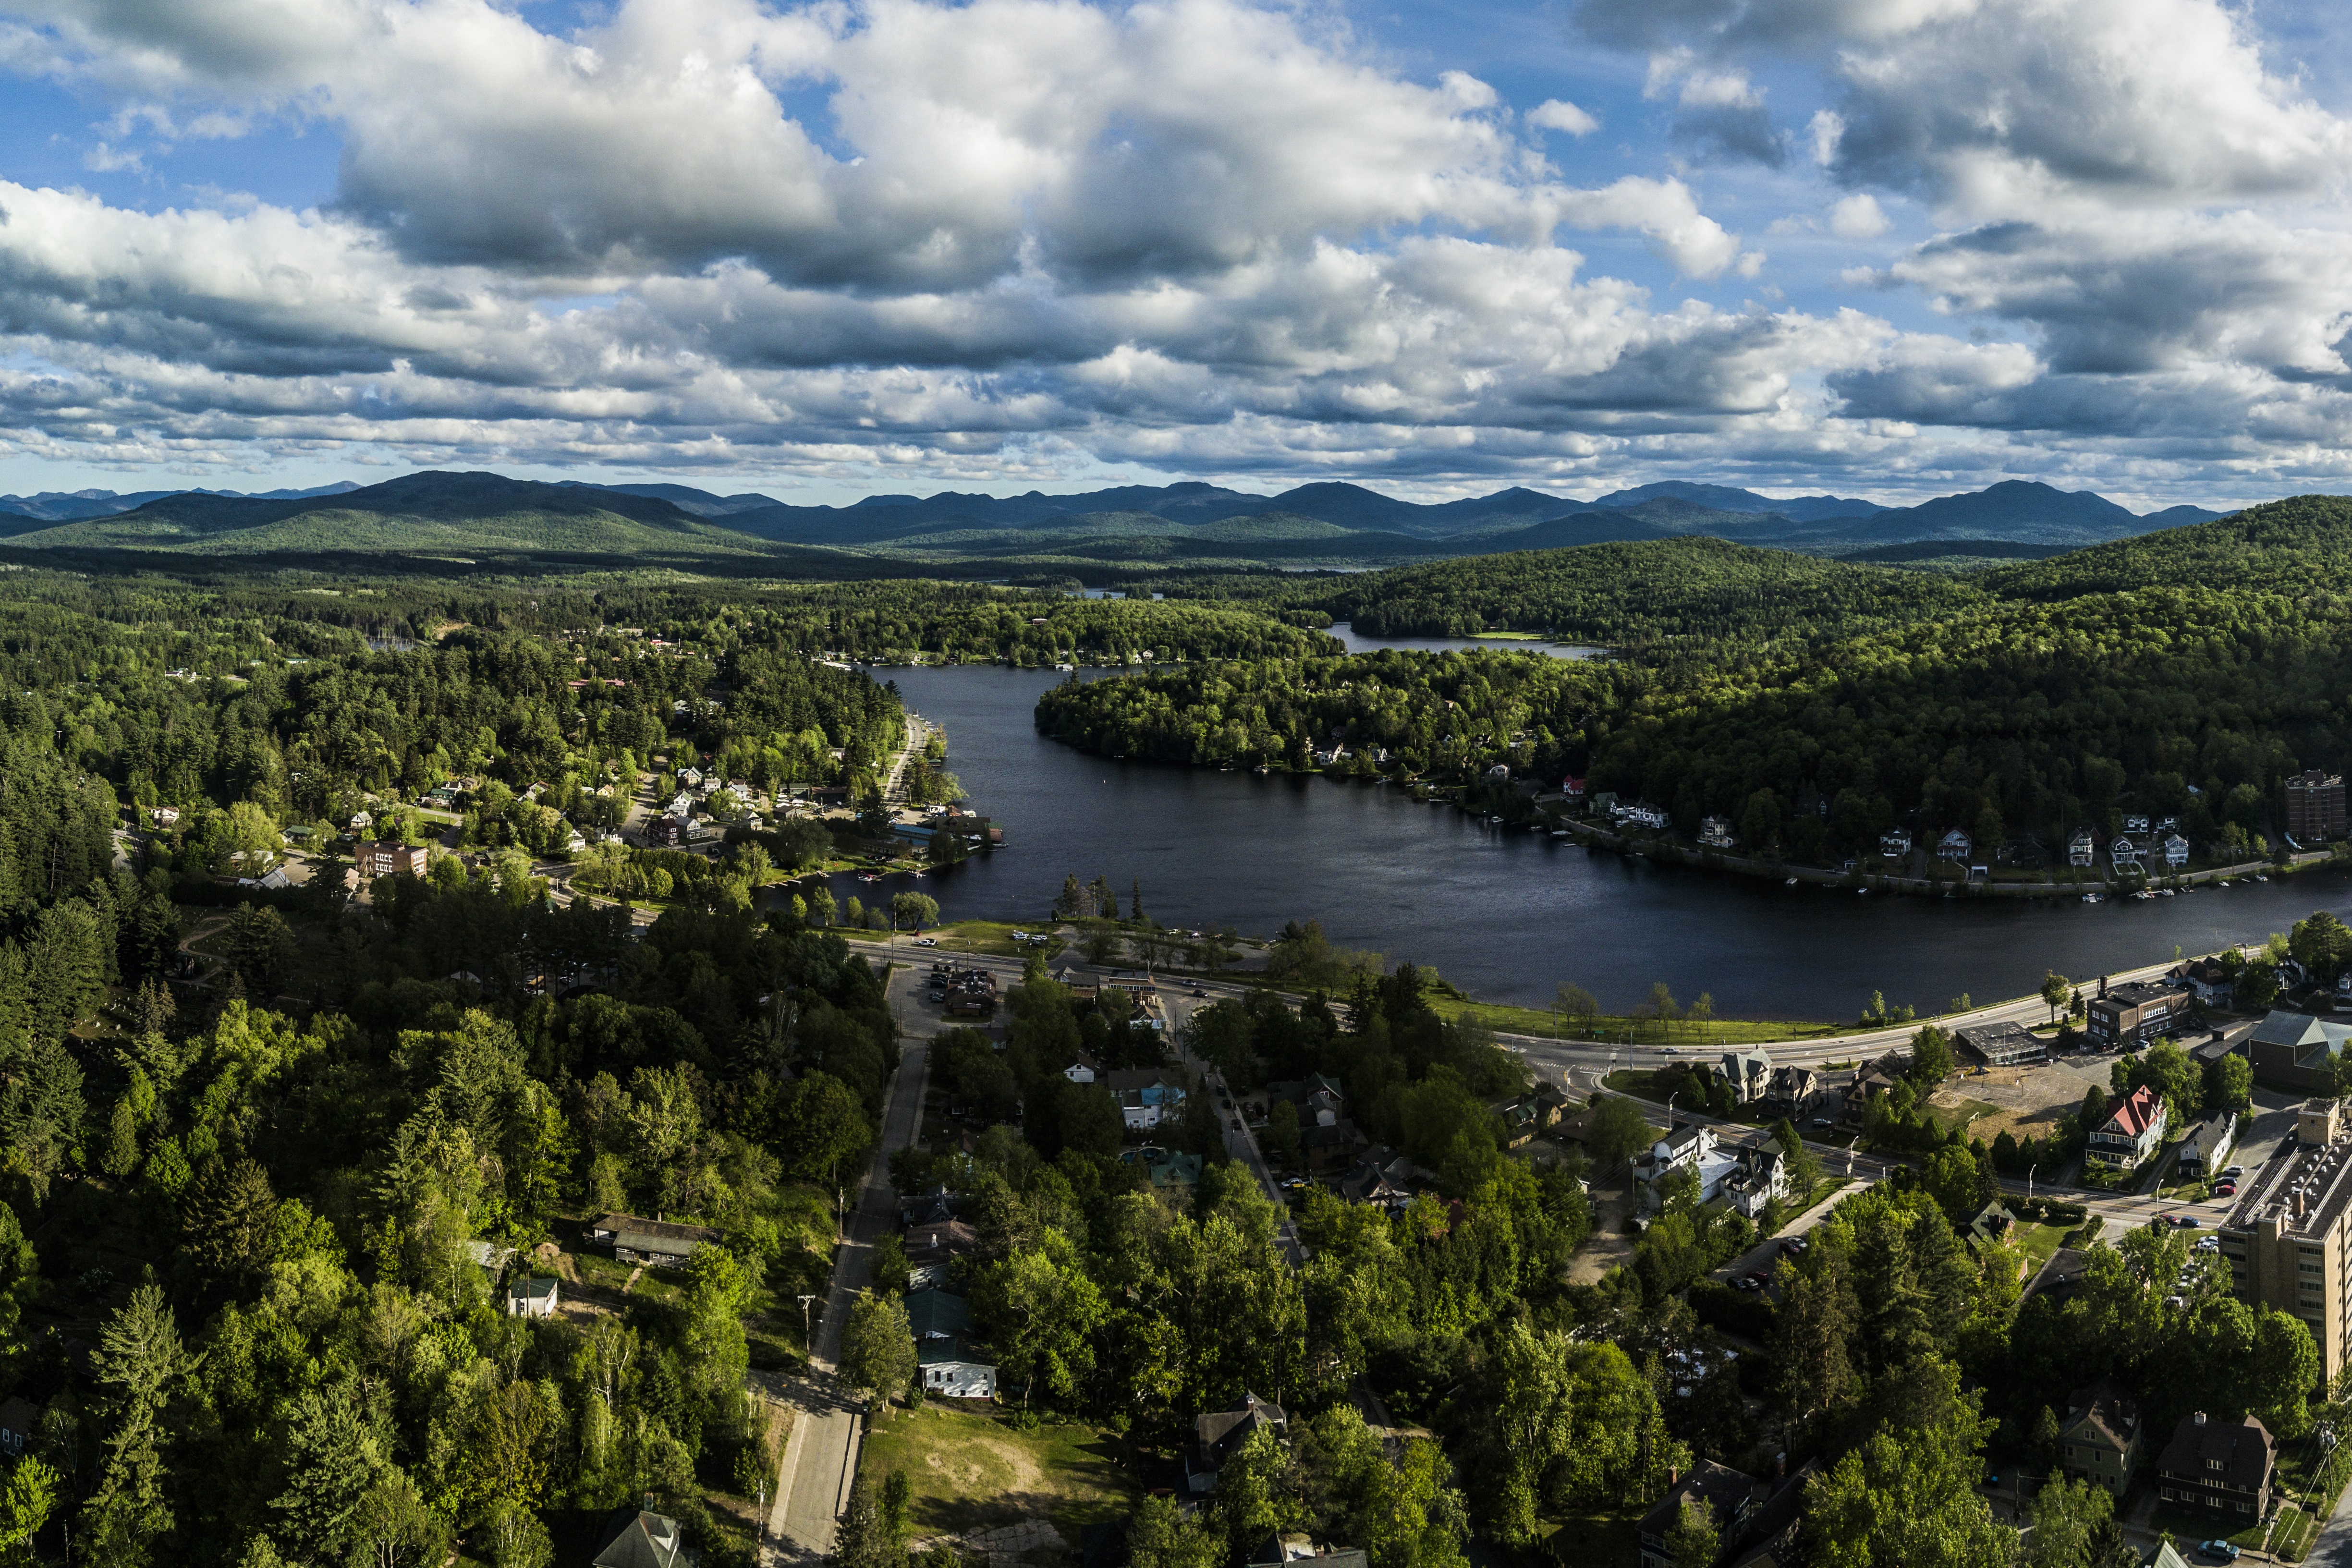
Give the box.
[1828,193,1888,238]
[1528,98,1598,136]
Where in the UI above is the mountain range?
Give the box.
[0,471,2244,569]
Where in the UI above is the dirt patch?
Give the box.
[1931,1060,2105,1144]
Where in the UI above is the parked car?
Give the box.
[1781,1235,1810,1256]
[2176,1216,2202,1228]
[2221,1166,2244,1179]
[913,936,938,947]
[1731,1276,1761,1292]
[1811,1117,1835,1129]
[2199,1541,2241,1562]
[1230,1117,1243,1130]
[1743,1270,1770,1288]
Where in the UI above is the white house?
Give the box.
[1106,1069,1186,1130]
[2068,828,2096,867]
[1061,1053,1098,1085]
[2162,833,2190,869]
[505,1276,560,1318]
[1938,829,1973,862]
[917,1335,997,1398]
[1698,816,1736,850]
[1879,828,1913,857]
[2109,836,2142,873]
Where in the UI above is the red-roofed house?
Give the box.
[2088,1084,2169,1168]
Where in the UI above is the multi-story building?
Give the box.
[2086,1085,2169,1168]
[2058,1378,2142,1496]
[2218,1102,2352,1382]
[2286,770,2348,842]
[2155,1411,2275,1521]
[2086,980,2189,1048]
[358,839,428,879]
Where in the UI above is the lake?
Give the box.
[804,665,2352,1020]
[1327,622,1606,659]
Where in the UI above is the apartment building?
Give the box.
[2086,980,2189,1049]
[358,839,428,878]
[2286,771,2348,842]
[2217,1102,2352,1382]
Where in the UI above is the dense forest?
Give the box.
[1042,496,2352,860]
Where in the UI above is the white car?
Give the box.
[1011,930,1028,940]
[913,936,938,947]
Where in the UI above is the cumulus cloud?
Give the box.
[1528,98,1599,135]
[0,0,2345,500]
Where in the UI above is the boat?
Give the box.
[2257,875,2271,882]
[1857,888,1867,896]
[1785,877,1798,887]
[2082,893,2101,903]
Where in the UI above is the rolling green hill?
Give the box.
[1306,535,1987,644]
[1976,493,2352,599]
[3,471,776,560]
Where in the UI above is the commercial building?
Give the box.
[2086,980,2189,1049]
[2247,1011,2352,1093]
[1954,1020,2050,1067]
[2286,770,2348,842]
[2217,1102,2352,1383]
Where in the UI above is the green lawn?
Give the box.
[2145,1501,2279,1554]
[857,1404,1141,1544]
[2009,1221,2074,1273]
[1538,1510,1643,1568]
[1431,994,1841,1045]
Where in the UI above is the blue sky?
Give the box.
[0,0,2345,511]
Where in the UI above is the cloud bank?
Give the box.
[0,0,2342,501]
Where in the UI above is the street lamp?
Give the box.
[2027,1163,2038,1202]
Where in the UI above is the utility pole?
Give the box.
[798,1293,819,1354]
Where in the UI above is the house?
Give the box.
[1937,828,1972,863]
[465,1239,516,1282]
[1243,1535,1368,1568]
[2156,1411,2274,1519]
[2162,833,2191,869]
[646,816,686,848]
[1633,1459,1815,1568]
[1878,827,1913,858]
[1300,1121,1360,1176]
[592,1505,690,1568]
[1061,1052,1098,1085]
[1716,1050,1771,1104]
[1760,1065,1820,1118]
[358,839,429,879]
[2177,957,2234,1006]
[151,805,181,828]
[1561,776,1587,803]
[1839,1052,1908,1128]
[1699,816,1736,850]
[1340,1146,1416,1206]
[905,1221,982,1289]
[917,1335,998,1398]
[908,1287,973,1341]
[1964,1198,2015,1252]
[900,1184,961,1228]
[1104,1068,1188,1130]
[1719,1145,1789,1220]
[1186,1393,1287,1494]
[588,1213,717,1268]
[2059,1378,2143,1496]
[2086,1084,2168,1168]
[2068,827,2096,867]
[0,1397,33,1458]
[2087,980,2189,1049]
[505,1276,560,1318]
[2177,1113,2238,1182]
[1954,1020,2049,1067]
[2108,836,2142,874]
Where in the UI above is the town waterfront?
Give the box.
[809,664,2352,1020]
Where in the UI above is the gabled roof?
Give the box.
[2158,1412,2272,1490]
[1637,1459,1754,1540]
[907,1288,973,1338]
[1197,1393,1286,1465]
[592,1507,688,1568]
[915,1332,994,1369]
[2063,1377,2139,1452]
[2103,1084,2163,1139]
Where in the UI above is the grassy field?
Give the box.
[1429,994,1842,1045]
[857,1404,1141,1544]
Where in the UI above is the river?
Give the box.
[801,663,2352,1021]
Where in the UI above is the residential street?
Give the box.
[763,1024,932,1566]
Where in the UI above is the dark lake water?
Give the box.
[1326,622,1607,659]
[803,666,2352,1020]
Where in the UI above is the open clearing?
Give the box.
[858,1403,1141,1548]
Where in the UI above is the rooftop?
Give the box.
[2221,1133,2352,1240]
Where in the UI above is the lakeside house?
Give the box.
[1715,1050,1771,1104]
[2108,836,2143,875]
[1878,827,1912,858]
[2163,833,2191,868]
[1937,828,1972,863]
[1761,1065,1821,1118]
[1698,816,1735,850]
[2087,1085,2168,1168]
[2067,827,2096,866]
[2175,958,2233,1006]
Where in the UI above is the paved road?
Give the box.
[1161,984,1304,1259]
[764,1024,932,1566]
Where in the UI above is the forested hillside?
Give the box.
[1044,496,2352,860]
[1313,536,1982,642]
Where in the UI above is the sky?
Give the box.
[0,0,2347,510]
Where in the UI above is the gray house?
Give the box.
[2177,1113,2238,1182]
